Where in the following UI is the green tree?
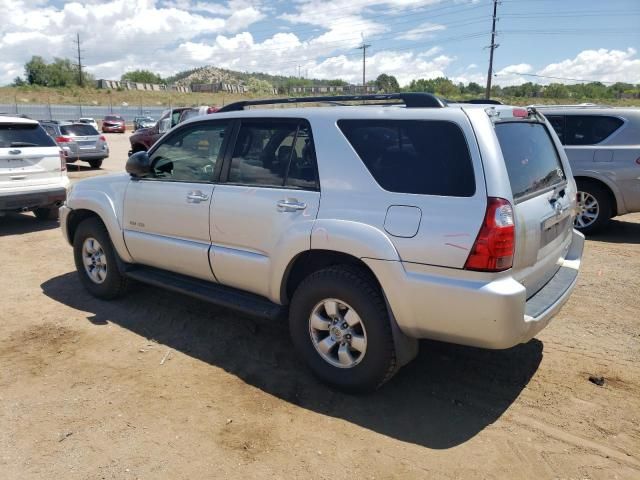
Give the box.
[25,56,49,85]
[121,69,165,84]
[375,73,400,92]
[543,83,569,98]
[247,77,274,94]
[466,82,483,95]
[12,76,25,86]
[47,58,77,87]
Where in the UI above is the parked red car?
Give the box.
[128,106,218,154]
[102,115,125,133]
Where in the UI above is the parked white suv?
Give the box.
[60,94,584,391]
[1,115,68,220]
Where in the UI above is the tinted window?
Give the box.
[285,125,318,189]
[338,120,475,196]
[228,120,318,189]
[547,115,565,143]
[104,116,123,121]
[0,123,56,147]
[150,122,228,182]
[564,115,623,145]
[60,124,99,136]
[495,122,565,200]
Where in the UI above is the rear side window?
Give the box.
[564,115,623,145]
[495,122,565,201]
[0,123,56,147]
[337,120,475,196]
[60,124,99,136]
[546,115,565,143]
[228,120,318,189]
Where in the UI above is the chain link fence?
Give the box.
[0,103,167,123]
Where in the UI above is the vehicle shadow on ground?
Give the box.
[0,212,59,236]
[66,164,100,172]
[42,272,543,449]
[586,218,640,244]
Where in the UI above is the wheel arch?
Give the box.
[65,192,132,263]
[574,174,620,217]
[281,249,381,304]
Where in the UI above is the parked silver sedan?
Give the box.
[536,105,640,233]
[41,121,109,169]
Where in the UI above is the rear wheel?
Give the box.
[33,206,59,221]
[289,265,397,392]
[88,159,103,169]
[73,217,128,299]
[575,180,611,234]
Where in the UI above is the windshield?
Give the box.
[495,122,565,201]
[105,116,123,121]
[60,124,99,136]
[0,123,57,148]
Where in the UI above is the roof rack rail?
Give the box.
[445,98,503,105]
[217,92,447,112]
[529,103,611,109]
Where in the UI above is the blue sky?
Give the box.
[1,0,638,86]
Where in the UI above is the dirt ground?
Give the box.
[1,133,639,479]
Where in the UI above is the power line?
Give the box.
[497,72,620,85]
[485,0,498,99]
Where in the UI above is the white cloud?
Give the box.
[396,22,445,41]
[537,48,640,84]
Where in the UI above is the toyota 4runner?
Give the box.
[60,93,584,392]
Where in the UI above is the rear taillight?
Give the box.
[59,150,66,171]
[56,136,72,143]
[464,197,515,272]
[99,135,106,141]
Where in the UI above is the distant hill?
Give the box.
[166,66,347,88]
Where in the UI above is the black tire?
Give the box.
[73,217,128,300]
[88,159,103,169]
[289,265,397,393]
[575,179,612,234]
[33,206,59,221]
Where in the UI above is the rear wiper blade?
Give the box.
[9,141,38,147]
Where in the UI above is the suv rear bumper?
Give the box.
[0,186,67,211]
[365,229,584,349]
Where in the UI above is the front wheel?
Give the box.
[73,217,128,299]
[289,266,397,392]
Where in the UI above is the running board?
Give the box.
[124,266,286,320]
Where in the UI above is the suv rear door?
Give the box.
[209,118,320,298]
[493,116,575,297]
[0,121,63,189]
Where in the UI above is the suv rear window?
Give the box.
[495,122,565,201]
[60,124,99,136]
[337,120,475,196]
[564,115,624,145]
[0,123,56,148]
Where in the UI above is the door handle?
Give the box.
[277,199,307,212]
[186,191,209,203]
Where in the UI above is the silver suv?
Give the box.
[60,94,584,391]
[536,105,640,233]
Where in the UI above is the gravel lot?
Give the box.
[1,132,639,479]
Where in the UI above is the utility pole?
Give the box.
[485,0,499,99]
[297,64,302,78]
[73,33,84,87]
[356,41,371,93]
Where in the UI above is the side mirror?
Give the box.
[158,118,171,134]
[126,151,151,178]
